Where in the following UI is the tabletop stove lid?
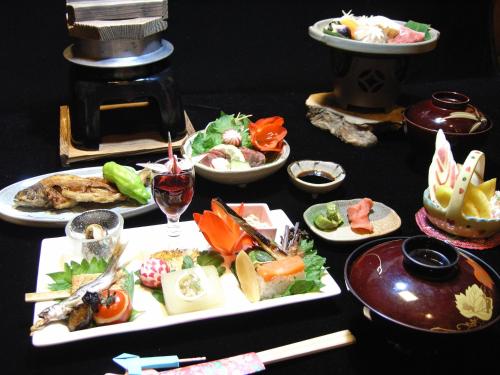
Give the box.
[63,35,173,68]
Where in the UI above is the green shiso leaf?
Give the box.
[129,309,144,321]
[248,249,275,264]
[282,239,326,296]
[405,20,431,41]
[122,269,135,300]
[151,289,165,304]
[196,251,226,276]
[182,255,195,269]
[47,257,108,291]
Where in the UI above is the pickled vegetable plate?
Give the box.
[31,209,341,346]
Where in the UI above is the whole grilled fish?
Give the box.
[30,241,126,333]
[15,169,152,210]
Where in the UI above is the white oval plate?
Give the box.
[0,167,156,228]
[304,199,401,243]
[309,19,440,55]
[182,132,290,186]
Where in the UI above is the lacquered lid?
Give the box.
[345,236,500,333]
[404,91,489,134]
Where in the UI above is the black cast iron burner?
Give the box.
[68,57,185,150]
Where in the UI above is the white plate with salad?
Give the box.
[182,113,290,186]
[0,166,156,228]
[30,209,341,346]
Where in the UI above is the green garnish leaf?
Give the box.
[129,309,144,321]
[196,251,224,267]
[323,29,348,38]
[190,112,252,156]
[182,256,194,269]
[151,289,165,304]
[47,257,108,291]
[405,20,431,41]
[248,250,275,264]
[196,251,226,276]
[122,269,135,300]
[282,239,326,296]
[284,279,318,295]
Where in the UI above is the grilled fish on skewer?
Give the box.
[212,198,287,259]
[30,241,126,333]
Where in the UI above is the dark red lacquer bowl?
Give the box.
[345,236,500,334]
[403,91,492,153]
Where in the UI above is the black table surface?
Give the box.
[1,79,499,374]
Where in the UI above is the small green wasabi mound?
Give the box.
[313,202,344,231]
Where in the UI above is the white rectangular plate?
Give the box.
[31,209,341,346]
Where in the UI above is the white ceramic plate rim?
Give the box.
[0,167,156,228]
[182,131,290,175]
[303,199,401,243]
[31,209,341,346]
[309,19,440,55]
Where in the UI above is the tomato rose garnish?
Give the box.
[249,116,287,152]
[93,289,132,325]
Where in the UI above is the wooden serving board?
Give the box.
[306,92,403,147]
[59,103,195,166]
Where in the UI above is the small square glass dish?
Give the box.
[65,209,124,261]
[228,203,277,241]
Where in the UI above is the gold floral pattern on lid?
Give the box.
[455,284,493,321]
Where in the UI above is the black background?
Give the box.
[0,1,499,374]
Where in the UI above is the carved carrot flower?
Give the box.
[194,199,254,267]
[249,116,287,152]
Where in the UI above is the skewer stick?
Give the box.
[25,290,71,303]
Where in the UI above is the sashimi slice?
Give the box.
[256,256,305,282]
[347,198,374,233]
[388,26,424,43]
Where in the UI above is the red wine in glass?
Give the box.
[153,172,194,216]
[152,158,195,237]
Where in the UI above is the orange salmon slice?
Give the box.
[347,198,374,233]
[256,255,305,282]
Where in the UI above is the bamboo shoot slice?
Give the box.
[236,251,261,302]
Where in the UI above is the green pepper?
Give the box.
[102,162,151,204]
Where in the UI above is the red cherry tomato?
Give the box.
[93,289,132,325]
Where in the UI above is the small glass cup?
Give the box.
[152,157,195,237]
[65,209,124,260]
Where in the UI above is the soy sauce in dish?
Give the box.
[297,170,335,184]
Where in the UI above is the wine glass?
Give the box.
[152,157,195,237]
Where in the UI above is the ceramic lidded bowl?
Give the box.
[345,235,500,334]
[403,91,492,151]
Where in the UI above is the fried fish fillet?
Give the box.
[14,174,127,209]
